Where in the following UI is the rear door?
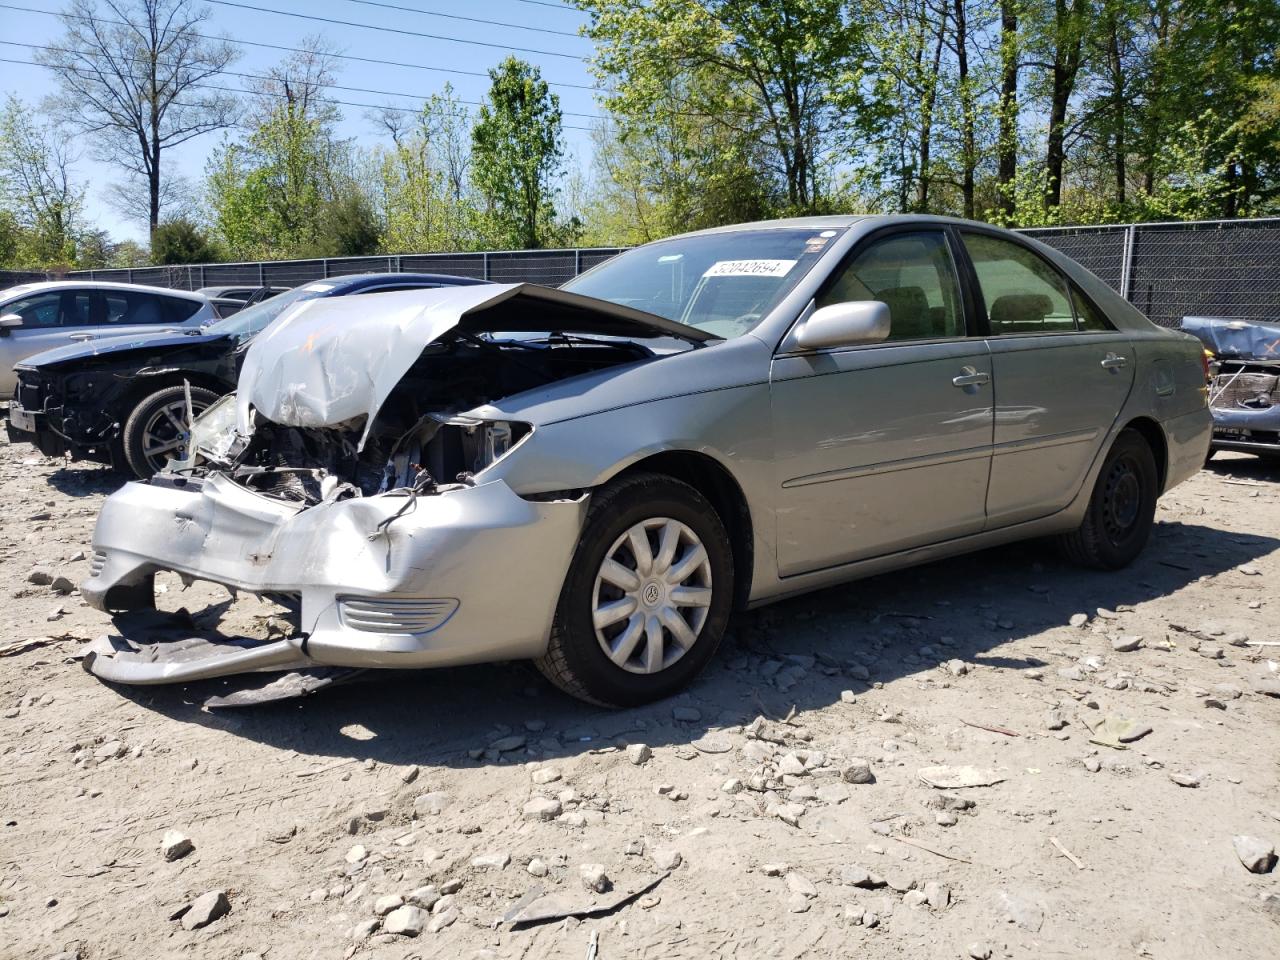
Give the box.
[770,227,994,576]
[0,289,93,396]
[959,231,1135,527]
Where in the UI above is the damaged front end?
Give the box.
[1183,316,1280,454]
[81,284,708,696]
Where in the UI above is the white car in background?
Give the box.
[0,281,213,397]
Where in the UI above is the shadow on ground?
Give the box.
[98,514,1278,772]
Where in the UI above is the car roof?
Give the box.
[313,272,490,291]
[668,215,868,239]
[665,213,1034,241]
[1,280,206,301]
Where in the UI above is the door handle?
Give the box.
[1101,353,1128,370]
[952,366,990,388]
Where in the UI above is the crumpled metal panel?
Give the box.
[1182,316,1280,361]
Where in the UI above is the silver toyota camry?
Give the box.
[80,216,1212,706]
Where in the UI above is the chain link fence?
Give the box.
[5,217,1279,328]
[32,247,627,293]
[1023,218,1280,328]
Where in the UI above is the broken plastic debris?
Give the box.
[917,766,1007,789]
[499,871,670,928]
[1081,714,1153,749]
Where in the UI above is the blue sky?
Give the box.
[0,0,601,242]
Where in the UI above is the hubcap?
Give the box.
[591,517,713,675]
[141,399,205,473]
[1102,456,1142,543]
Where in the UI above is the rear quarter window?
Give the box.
[161,296,204,322]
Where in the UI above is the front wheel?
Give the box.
[1058,428,1158,570]
[122,384,220,479]
[536,472,734,707]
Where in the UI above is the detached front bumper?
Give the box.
[82,473,587,684]
[5,403,67,458]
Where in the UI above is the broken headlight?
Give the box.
[432,416,531,482]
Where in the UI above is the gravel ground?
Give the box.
[1,427,1278,960]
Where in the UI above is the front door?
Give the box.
[771,229,995,577]
[0,289,93,396]
[959,231,1135,526]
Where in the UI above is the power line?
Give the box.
[0,56,602,132]
[0,2,597,91]
[338,0,586,39]
[204,0,585,60]
[1,39,605,119]
[508,0,579,9]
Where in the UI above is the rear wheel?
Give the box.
[1058,428,1158,570]
[122,384,219,479]
[536,472,734,707]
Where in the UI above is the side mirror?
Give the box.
[792,300,891,351]
[0,313,21,337]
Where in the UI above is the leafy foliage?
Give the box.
[471,57,567,249]
[151,218,219,265]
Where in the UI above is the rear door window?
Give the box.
[100,291,169,325]
[962,233,1075,334]
[1071,287,1115,332]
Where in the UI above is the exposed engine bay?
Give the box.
[179,332,653,505]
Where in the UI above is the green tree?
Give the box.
[315,194,381,257]
[579,0,876,213]
[151,218,218,264]
[376,88,481,252]
[0,96,85,268]
[471,57,566,249]
[38,0,237,233]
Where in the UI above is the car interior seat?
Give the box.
[989,293,1052,333]
[875,285,933,339]
[126,298,162,325]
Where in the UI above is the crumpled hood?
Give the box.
[1182,316,1280,361]
[236,282,712,446]
[18,329,228,370]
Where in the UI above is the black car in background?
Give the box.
[6,273,489,478]
[196,285,290,318]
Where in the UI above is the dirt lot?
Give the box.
[1,427,1278,960]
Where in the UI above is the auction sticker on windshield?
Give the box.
[702,259,798,278]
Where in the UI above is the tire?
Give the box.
[122,384,220,479]
[1204,446,1217,466]
[1058,428,1159,570]
[536,472,734,707]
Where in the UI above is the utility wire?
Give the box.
[337,0,586,39]
[508,0,578,9]
[0,56,602,132]
[1,39,605,119]
[204,0,585,60]
[0,3,596,90]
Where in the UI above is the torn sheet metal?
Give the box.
[236,283,712,448]
[1182,316,1280,361]
[203,667,367,708]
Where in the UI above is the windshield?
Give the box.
[203,281,339,341]
[561,227,844,338]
